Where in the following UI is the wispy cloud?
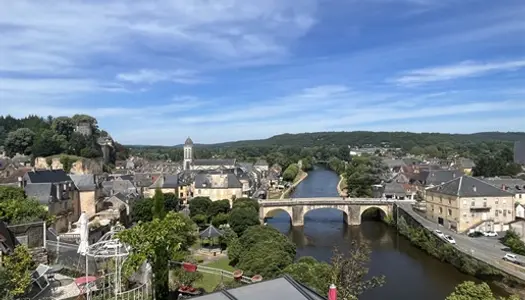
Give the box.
[392,59,525,86]
[116,69,202,84]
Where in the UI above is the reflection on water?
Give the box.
[265,166,506,300]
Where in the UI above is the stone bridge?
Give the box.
[259,197,414,227]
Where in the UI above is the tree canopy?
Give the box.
[0,186,49,224]
[446,281,519,300]
[0,245,33,298]
[117,212,196,299]
[0,114,128,162]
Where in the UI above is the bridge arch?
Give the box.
[360,205,388,222]
[262,208,292,223]
[302,205,351,226]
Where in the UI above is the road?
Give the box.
[396,202,525,281]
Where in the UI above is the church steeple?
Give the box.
[183,137,193,170]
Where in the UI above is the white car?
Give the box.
[434,230,444,238]
[483,231,498,237]
[444,235,456,245]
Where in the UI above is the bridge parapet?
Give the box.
[259,198,401,207]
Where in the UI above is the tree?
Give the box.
[51,117,75,139]
[152,188,166,219]
[282,163,299,182]
[0,187,49,224]
[0,186,25,201]
[117,212,196,299]
[4,128,35,157]
[207,199,231,218]
[189,197,213,217]
[446,281,519,300]
[237,240,295,278]
[164,192,179,212]
[283,256,332,294]
[228,206,260,236]
[31,129,63,158]
[0,245,33,297]
[232,197,259,212]
[191,214,208,229]
[211,213,229,228]
[131,199,153,223]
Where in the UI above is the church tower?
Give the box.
[183,137,193,170]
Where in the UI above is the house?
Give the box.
[101,179,139,199]
[425,175,515,233]
[193,172,242,204]
[383,182,408,199]
[70,174,102,218]
[479,177,525,202]
[97,193,130,226]
[455,157,476,175]
[145,174,179,197]
[195,275,326,300]
[408,169,463,189]
[75,122,93,136]
[382,158,406,173]
[254,159,269,174]
[22,170,79,233]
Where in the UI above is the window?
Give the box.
[496,200,499,205]
[503,210,507,217]
[463,213,467,217]
[483,202,487,207]
[471,201,475,206]
[503,199,507,204]
[431,205,435,212]
[448,209,452,216]
[439,207,443,214]
[448,199,452,205]
[198,189,201,194]
[496,210,499,217]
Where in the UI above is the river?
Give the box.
[266,165,505,300]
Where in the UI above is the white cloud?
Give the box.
[116,69,202,84]
[0,0,318,76]
[393,59,525,86]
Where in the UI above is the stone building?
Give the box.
[182,137,236,171]
[425,175,515,233]
[193,172,242,204]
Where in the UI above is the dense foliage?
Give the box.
[117,212,196,299]
[282,163,300,182]
[0,186,50,224]
[228,198,260,236]
[446,281,519,300]
[501,229,525,255]
[0,245,33,298]
[130,192,179,223]
[285,245,384,299]
[0,114,128,162]
[472,148,522,177]
[344,156,387,197]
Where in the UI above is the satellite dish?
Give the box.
[0,159,6,170]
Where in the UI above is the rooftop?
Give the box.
[427,175,515,198]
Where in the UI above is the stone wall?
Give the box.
[8,221,45,249]
[34,157,104,174]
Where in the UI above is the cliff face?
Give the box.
[34,157,104,174]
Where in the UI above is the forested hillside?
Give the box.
[0,115,128,162]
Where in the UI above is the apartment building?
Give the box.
[425,175,515,233]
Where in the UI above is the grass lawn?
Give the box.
[193,258,235,292]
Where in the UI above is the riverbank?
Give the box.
[337,174,347,196]
[395,204,525,297]
[281,170,308,199]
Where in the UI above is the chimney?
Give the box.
[472,185,477,192]
[328,284,337,300]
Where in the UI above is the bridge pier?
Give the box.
[292,206,305,227]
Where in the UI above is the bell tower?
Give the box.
[183,137,193,170]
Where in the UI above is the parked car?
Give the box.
[434,230,444,238]
[483,231,498,237]
[502,253,521,265]
[444,235,456,245]
[468,231,484,238]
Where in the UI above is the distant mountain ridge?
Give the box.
[127,131,525,148]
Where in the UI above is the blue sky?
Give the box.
[1,0,524,145]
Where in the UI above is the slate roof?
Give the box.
[427,175,515,198]
[150,174,179,188]
[193,159,236,166]
[70,174,97,191]
[384,182,406,195]
[194,275,326,300]
[194,173,242,189]
[479,177,525,193]
[25,169,71,184]
[185,137,194,146]
[382,158,406,168]
[25,183,55,204]
[425,170,464,186]
[458,158,476,169]
[199,225,223,239]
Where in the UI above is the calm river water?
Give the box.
[266,166,505,300]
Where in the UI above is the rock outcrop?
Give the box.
[34,157,104,174]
